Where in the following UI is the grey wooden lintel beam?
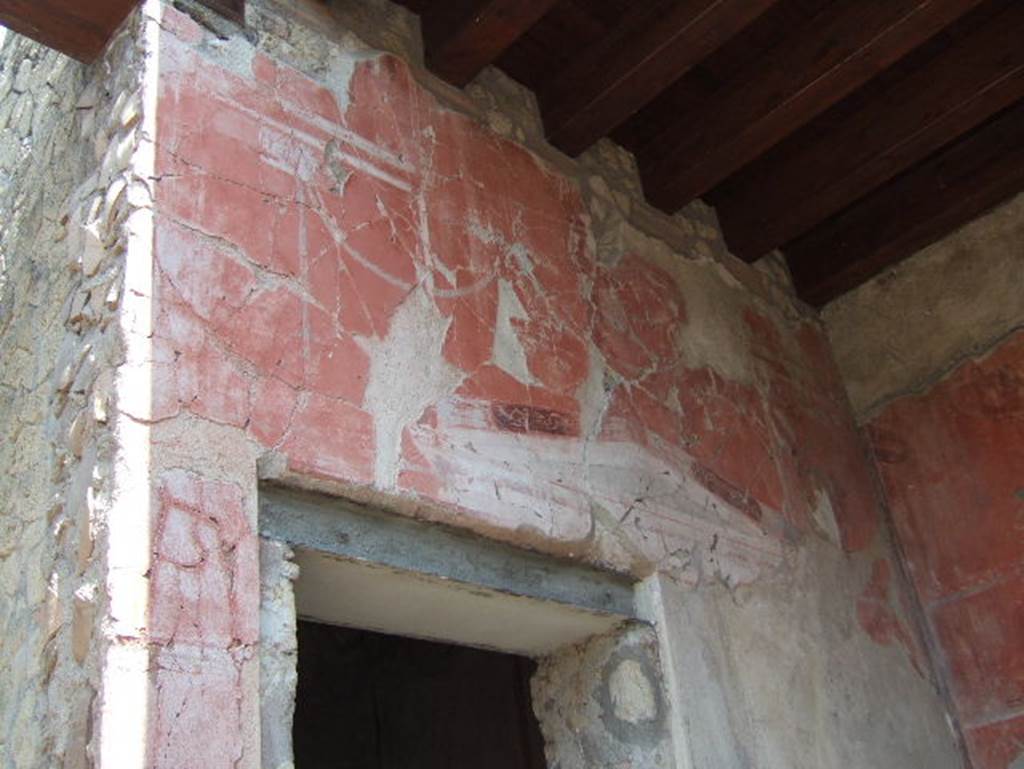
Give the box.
[259,485,637,619]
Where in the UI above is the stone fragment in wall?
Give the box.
[92,369,112,424]
[113,89,142,131]
[608,658,659,725]
[12,57,34,94]
[44,571,62,641]
[66,290,91,331]
[66,409,90,459]
[71,583,97,664]
[77,221,106,277]
[11,92,33,140]
[76,490,95,572]
[55,342,90,395]
[101,177,130,243]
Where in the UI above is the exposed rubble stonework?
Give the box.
[828,213,1024,769]
[0,0,972,767]
[0,17,147,769]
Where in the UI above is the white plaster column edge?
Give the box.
[636,574,695,769]
[96,3,163,767]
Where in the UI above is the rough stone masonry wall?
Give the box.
[132,1,966,766]
[827,194,1024,769]
[0,17,146,769]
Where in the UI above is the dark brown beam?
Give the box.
[785,98,1024,307]
[717,0,1024,262]
[638,0,986,213]
[420,0,558,87]
[0,0,138,61]
[195,0,245,25]
[538,0,781,157]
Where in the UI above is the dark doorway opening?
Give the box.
[294,620,549,769]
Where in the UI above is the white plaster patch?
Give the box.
[810,486,841,547]
[609,659,657,724]
[364,284,461,489]
[492,277,536,385]
[404,396,784,577]
[613,220,758,384]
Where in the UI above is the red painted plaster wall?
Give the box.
[870,331,1024,769]
[151,7,879,559]
[137,6,929,766]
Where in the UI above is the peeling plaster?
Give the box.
[364,283,461,488]
[492,278,537,385]
[0,1,973,767]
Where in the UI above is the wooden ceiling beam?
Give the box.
[195,0,245,25]
[537,0,781,157]
[637,0,986,213]
[0,0,138,62]
[784,98,1024,307]
[716,0,1024,262]
[419,0,559,87]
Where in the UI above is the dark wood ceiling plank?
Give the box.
[419,0,559,87]
[638,0,987,213]
[0,0,138,61]
[716,0,1024,262]
[538,0,782,157]
[784,98,1024,307]
[195,0,245,25]
[493,2,611,86]
[611,0,833,152]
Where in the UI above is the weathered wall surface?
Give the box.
[825,191,1024,420]
[135,1,963,766]
[533,623,674,769]
[0,18,145,769]
[826,184,1024,769]
[151,0,881,597]
[642,550,958,769]
[868,332,1024,769]
[0,0,966,766]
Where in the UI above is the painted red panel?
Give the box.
[593,254,685,380]
[149,471,259,648]
[857,558,925,673]
[138,6,915,767]
[965,713,1024,769]
[932,574,1024,722]
[150,4,885,575]
[870,331,1024,603]
[751,313,880,550]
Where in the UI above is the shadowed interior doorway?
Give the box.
[293,620,549,769]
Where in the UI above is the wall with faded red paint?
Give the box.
[150,1,880,585]
[869,331,1024,769]
[69,1,963,767]
[826,180,1024,769]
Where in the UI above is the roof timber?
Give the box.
[713,0,1024,262]
[536,0,782,156]
[636,0,988,213]
[0,0,139,61]
[785,99,1024,306]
